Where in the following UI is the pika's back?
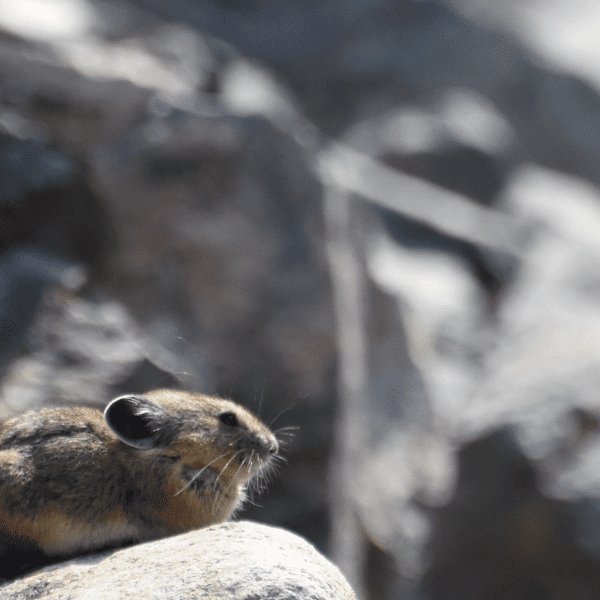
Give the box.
[0,406,109,451]
[0,390,279,580]
[0,407,111,513]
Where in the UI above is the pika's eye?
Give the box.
[219,412,239,427]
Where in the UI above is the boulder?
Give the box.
[0,521,355,600]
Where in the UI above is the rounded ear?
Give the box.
[104,395,164,449]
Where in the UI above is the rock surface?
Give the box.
[0,521,355,600]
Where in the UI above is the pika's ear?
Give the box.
[104,395,165,449]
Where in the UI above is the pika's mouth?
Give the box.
[180,465,221,496]
[238,453,266,475]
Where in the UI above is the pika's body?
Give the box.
[0,390,278,579]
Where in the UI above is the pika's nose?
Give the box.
[266,436,279,455]
[249,433,278,457]
[260,434,278,453]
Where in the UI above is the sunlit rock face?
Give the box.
[0,523,357,599]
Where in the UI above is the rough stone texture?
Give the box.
[0,130,113,271]
[0,522,355,600]
[121,0,600,190]
[0,290,186,420]
[422,430,600,600]
[341,164,600,598]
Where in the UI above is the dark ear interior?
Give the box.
[104,396,162,449]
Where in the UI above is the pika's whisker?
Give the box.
[267,394,306,428]
[175,452,228,496]
[213,450,245,513]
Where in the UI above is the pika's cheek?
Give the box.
[166,435,234,470]
[219,460,255,486]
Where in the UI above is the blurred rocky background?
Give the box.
[2,0,600,598]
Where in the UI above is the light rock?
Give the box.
[0,521,355,600]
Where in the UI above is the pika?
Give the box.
[0,389,279,580]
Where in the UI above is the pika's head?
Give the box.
[104,390,279,491]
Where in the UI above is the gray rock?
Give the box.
[0,292,190,419]
[0,522,356,600]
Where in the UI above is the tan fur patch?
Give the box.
[3,509,142,555]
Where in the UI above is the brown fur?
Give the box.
[0,390,278,580]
